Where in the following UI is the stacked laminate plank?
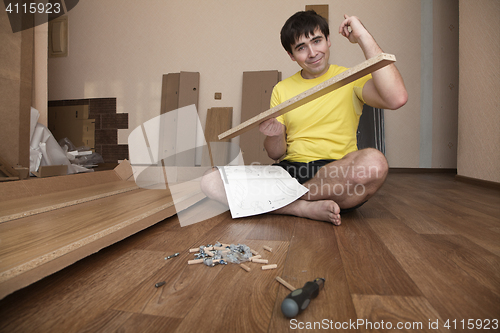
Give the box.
[0,162,205,299]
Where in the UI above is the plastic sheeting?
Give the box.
[30,107,91,175]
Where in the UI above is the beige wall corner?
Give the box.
[431,0,458,169]
[458,0,500,183]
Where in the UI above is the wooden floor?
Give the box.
[0,173,498,332]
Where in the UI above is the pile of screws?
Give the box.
[188,241,276,271]
[156,242,275,288]
[190,242,253,267]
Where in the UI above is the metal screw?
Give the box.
[155,281,166,288]
[165,252,180,260]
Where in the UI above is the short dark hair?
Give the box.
[280,10,330,54]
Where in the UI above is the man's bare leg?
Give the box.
[199,149,386,225]
[200,168,342,225]
[301,148,389,209]
[270,198,342,225]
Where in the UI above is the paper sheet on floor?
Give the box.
[218,165,309,218]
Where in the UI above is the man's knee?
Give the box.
[366,148,388,178]
[200,168,222,197]
[354,148,388,184]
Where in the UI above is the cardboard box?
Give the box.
[48,105,95,149]
[32,165,68,178]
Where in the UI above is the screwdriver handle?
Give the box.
[281,278,325,318]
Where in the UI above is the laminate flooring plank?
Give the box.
[444,187,500,219]
[421,234,500,296]
[115,313,183,333]
[111,213,268,319]
[351,295,445,333]
[175,197,229,227]
[0,249,167,333]
[76,310,134,333]
[335,213,421,296]
[110,246,223,318]
[375,193,455,235]
[357,194,399,220]
[269,219,359,333]
[396,189,500,256]
[409,186,500,228]
[245,214,296,241]
[0,181,139,223]
[173,241,289,333]
[132,211,230,252]
[367,218,500,321]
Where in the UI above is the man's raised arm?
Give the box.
[339,14,408,110]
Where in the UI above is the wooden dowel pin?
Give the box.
[263,245,273,252]
[240,264,251,272]
[252,258,269,264]
[276,276,296,291]
[261,264,277,270]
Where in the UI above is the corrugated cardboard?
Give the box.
[48,105,95,149]
[32,165,68,178]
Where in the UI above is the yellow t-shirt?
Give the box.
[272,64,372,162]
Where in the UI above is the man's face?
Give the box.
[288,29,331,79]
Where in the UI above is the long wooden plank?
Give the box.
[239,70,281,165]
[0,181,139,223]
[219,53,396,140]
[202,107,233,167]
[0,181,205,299]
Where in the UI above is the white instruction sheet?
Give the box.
[218,165,309,218]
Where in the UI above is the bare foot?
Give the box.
[273,199,342,225]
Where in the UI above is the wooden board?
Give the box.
[219,53,396,140]
[305,4,328,21]
[239,70,280,165]
[0,181,139,223]
[0,159,206,299]
[160,73,180,114]
[202,107,233,166]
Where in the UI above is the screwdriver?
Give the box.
[281,278,325,318]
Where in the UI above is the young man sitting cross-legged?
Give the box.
[201,11,407,225]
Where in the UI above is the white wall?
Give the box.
[48,0,458,168]
[458,0,500,183]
